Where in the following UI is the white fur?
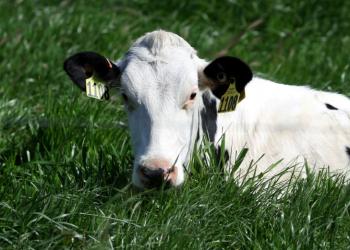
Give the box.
[117,30,350,188]
[215,78,350,180]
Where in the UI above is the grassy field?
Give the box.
[1,0,350,248]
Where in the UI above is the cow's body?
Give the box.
[200,78,350,180]
[64,30,350,189]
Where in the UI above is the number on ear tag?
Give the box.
[217,78,244,113]
[85,73,110,100]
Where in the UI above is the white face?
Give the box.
[117,46,205,189]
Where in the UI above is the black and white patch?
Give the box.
[200,92,230,168]
[215,146,230,171]
[346,147,350,160]
[200,91,218,143]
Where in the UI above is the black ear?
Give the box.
[63,51,120,91]
[203,56,252,99]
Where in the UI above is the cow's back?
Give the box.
[214,78,350,179]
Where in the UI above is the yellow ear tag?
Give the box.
[218,78,245,113]
[85,72,110,100]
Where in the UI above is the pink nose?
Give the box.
[137,159,177,189]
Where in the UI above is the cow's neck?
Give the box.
[184,89,230,167]
[199,90,220,145]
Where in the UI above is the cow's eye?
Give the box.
[189,92,197,100]
[121,93,128,101]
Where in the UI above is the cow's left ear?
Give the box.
[202,56,252,99]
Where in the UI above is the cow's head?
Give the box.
[64,30,252,190]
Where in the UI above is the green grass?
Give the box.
[1,0,350,248]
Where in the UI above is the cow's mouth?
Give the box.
[141,179,173,190]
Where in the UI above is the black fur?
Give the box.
[212,83,230,100]
[200,91,218,143]
[200,92,231,170]
[63,51,120,91]
[325,103,338,110]
[215,146,230,171]
[346,147,350,160]
[196,127,200,142]
[203,56,253,99]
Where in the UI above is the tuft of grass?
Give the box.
[1,0,350,249]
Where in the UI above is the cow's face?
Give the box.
[117,45,203,189]
[63,30,252,190]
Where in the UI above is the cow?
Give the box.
[64,30,350,190]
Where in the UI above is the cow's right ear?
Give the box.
[63,51,120,91]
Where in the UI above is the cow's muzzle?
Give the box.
[137,160,178,190]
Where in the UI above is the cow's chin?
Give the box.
[132,181,184,192]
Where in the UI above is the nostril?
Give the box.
[140,166,150,178]
[137,161,177,189]
[139,166,165,181]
